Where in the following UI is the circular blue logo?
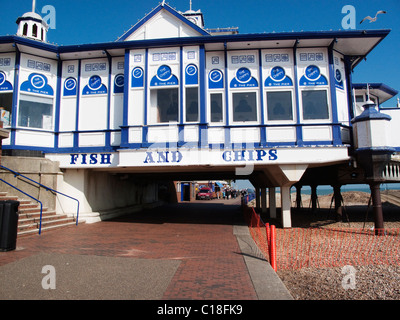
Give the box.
[132,67,143,79]
[270,66,286,81]
[335,69,342,82]
[31,74,46,89]
[0,72,5,86]
[305,65,320,81]
[185,64,198,76]
[236,67,251,83]
[157,65,172,81]
[64,77,76,91]
[114,74,124,87]
[88,75,102,91]
[209,69,223,82]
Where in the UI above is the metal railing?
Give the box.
[0,165,80,234]
[0,178,44,234]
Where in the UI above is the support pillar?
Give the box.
[311,185,318,214]
[281,186,292,228]
[295,185,302,209]
[269,187,276,218]
[255,188,260,211]
[369,182,384,234]
[261,188,267,214]
[333,185,343,221]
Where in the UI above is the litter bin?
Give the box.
[0,200,20,252]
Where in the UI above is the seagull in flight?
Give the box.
[360,10,386,24]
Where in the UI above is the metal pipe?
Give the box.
[369,182,385,235]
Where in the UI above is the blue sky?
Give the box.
[1,0,398,105]
[1,0,399,190]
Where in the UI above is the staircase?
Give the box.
[0,192,83,236]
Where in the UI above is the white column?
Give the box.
[269,187,276,218]
[281,186,292,228]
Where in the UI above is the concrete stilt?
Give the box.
[311,185,318,214]
[269,187,276,218]
[261,188,267,214]
[333,184,343,221]
[295,185,302,209]
[255,188,260,211]
[281,186,292,228]
[369,182,385,235]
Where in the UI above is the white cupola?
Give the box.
[181,0,205,28]
[16,0,48,42]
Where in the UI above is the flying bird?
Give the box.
[360,10,387,24]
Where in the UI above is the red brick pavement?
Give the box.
[0,199,258,300]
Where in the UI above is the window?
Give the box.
[18,94,53,129]
[266,91,293,121]
[0,93,13,126]
[210,93,223,123]
[32,24,38,38]
[232,92,257,122]
[23,23,28,36]
[356,95,364,103]
[302,90,329,120]
[185,87,198,122]
[150,88,178,123]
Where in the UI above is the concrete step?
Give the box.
[18,219,84,237]
[0,191,84,236]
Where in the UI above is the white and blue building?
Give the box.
[0,2,399,227]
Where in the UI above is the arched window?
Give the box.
[23,23,28,36]
[32,24,38,38]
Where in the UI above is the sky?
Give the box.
[1,0,399,190]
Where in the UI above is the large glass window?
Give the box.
[150,88,179,123]
[18,94,53,129]
[0,93,13,126]
[302,90,329,120]
[185,87,198,122]
[266,91,293,121]
[232,92,257,122]
[210,93,223,123]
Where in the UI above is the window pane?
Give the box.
[233,92,257,122]
[151,88,178,123]
[266,91,293,121]
[210,93,223,123]
[18,95,53,129]
[302,90,329,120]
[185,87,198,122]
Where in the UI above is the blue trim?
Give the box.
[117,3,210,42]
[328,44,342,146]
[199,45,207,148]
[10,48,20,147]
[258,49,267,147]
[54,60,62,149]
[142,49,149,145]
[224,45,230,147]
[292,44,303,146]
[74,60,82,150]
[178,47,184,146]
[121,49,130,147]
[105,54,112,149]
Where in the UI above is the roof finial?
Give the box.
[32,0,36,12]
[190,0,192,11]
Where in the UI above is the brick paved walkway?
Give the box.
[0,199,259,300]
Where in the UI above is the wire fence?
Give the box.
[243,205,400,271]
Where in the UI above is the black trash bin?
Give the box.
[0,200,20,252]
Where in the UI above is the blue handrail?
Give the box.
[0,178,44,234]
[0,165,80,229]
